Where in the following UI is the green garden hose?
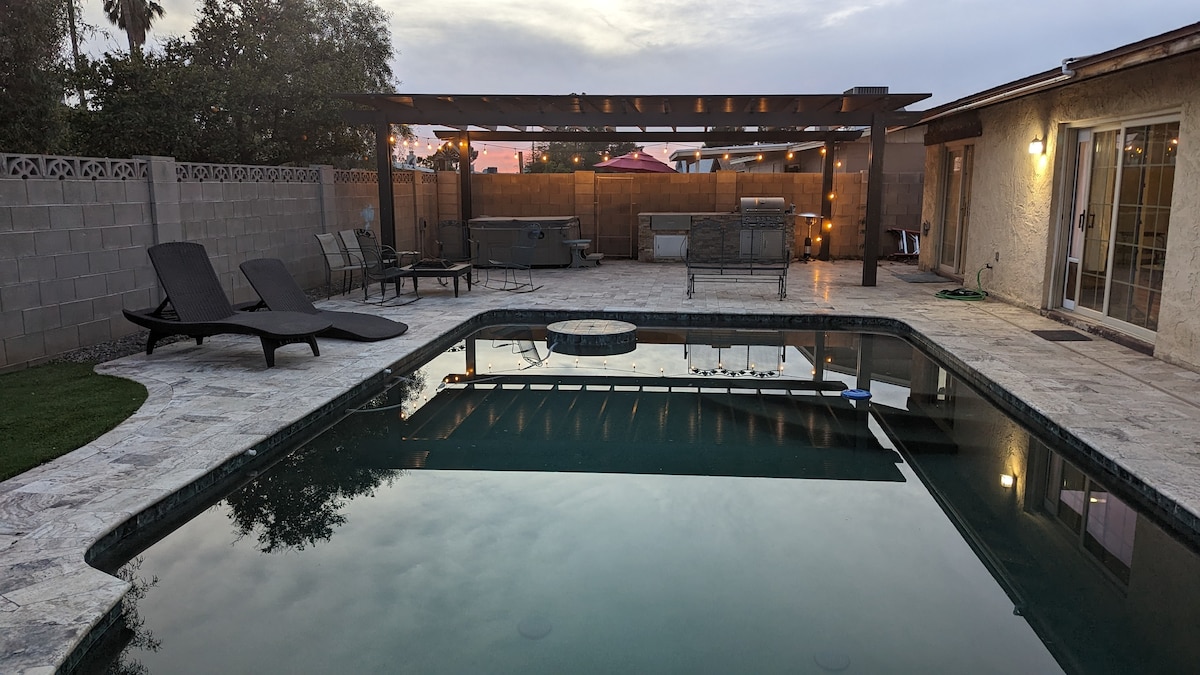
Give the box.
[936,266,990,301]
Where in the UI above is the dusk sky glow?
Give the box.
[79,1,1199,172]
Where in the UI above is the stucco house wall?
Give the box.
[921,49,1200,370]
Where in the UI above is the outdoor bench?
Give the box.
[685,218,790,300]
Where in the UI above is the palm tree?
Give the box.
[102,0,165,55]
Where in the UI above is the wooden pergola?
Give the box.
[341,91,928,285]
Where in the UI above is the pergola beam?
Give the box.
[340,94,928,129]
[431,130,867,143]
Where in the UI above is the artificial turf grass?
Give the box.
[0,362,147,481]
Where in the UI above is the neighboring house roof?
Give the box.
[921,21,1200,123]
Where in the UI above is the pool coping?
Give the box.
[3,260,1200,674]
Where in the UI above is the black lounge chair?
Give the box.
[123,242,331,367]
[239,258,409,341]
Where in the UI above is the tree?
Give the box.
[418,142,478,172]
[183,0,397,166]
[525,137,639,173]
[0,0,70,153]
[102,0,165,55]
[66,43,206,159]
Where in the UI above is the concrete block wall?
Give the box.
[473,173,576,217]
[178,175,326,306]
[0,154,376,371]
[1,161,155,369]
[0,155,923,370]
[429,170,920,260]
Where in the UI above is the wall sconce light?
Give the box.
[1028,136,1045,155]
[1000,473,1016,489]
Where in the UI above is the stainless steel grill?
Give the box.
[739,197,787,227]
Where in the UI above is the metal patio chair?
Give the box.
[483,223,541,293]
[315,233,357,297]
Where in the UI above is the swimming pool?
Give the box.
[83,323,1200,673]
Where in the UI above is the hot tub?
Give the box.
[468,216,581,267]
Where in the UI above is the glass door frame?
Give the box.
[936,143,974,276]
[1055,112,1179,343]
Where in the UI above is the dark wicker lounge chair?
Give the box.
[123,242,331,367]
[239,258,409,341]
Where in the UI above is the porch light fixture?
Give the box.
[1000,473,1015,489]
[1028,136,1045,155]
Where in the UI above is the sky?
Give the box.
[79,1,1199,172]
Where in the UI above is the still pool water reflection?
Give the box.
[91,327,1200,673]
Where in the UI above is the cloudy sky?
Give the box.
[79,1,1198,170]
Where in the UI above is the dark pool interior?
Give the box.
[80,324,1200,674]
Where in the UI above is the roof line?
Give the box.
[919,21,1200,123]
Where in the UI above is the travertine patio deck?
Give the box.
[3,259,1200,673]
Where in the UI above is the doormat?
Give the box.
[1032,329,1092,342]
[895,272,947,283]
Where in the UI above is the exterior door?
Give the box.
[1061,131,1092,310]
[938,145,973,275]
[1063,119,1178,339]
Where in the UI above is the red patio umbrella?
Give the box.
[593,151,677,173]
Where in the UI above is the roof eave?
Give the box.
[919,21,1200,124]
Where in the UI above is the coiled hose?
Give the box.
[935,266,990,301]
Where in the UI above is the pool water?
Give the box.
[90,326,1200,674]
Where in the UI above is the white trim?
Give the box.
[1065,110,1182,131]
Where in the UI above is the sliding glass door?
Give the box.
[1062,118,1178,339]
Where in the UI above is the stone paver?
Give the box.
[3,259,1200,672]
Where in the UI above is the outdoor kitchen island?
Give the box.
[637,200,796,262]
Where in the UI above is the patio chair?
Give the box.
[483,223,541,292]
[122,242,330,367]
[338,229,366,268]
[358,243,412,304]
[239,258,408,341]
[437,219,476,263]
[315,233,356,296]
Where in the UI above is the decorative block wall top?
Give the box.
[335,169,378,184]
[332,169,440,185]
[2,154,147,180]
[176,162,320,183]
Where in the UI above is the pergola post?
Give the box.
[458,133,473,223]
[861,114,887,286]
[374,118,396,249]
[817,141,836,261]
